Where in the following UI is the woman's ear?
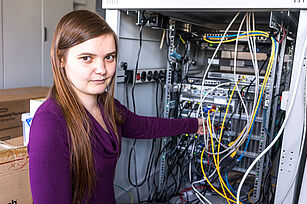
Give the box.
[60,58,65,69]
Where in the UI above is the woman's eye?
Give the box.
[81,56,91,62]
[105,55,115,61]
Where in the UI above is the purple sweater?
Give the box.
[28,97,198,203]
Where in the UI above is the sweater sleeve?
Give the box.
[115,100,198,139]
[28,110,72,204]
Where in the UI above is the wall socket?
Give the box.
[126,68,166,83]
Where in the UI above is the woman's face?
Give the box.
[63,33,116,99]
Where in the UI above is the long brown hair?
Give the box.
[50,10,123,203]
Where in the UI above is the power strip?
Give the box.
[126,68,166,83]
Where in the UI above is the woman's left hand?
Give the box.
[196,118,205,135]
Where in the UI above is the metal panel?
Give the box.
[251,35,281,201]
[102,0,307,10]
[0,0,3,89]
[118,40,166,70]
[119,12,163,42]
[159,19,175,191]
[73,0,96,12]
[105,11,168,202]
[274,10,307,204]
[42,0,73,87]
[298,59,307,204]
[106,10,120,36]
[105,9,121,98]
[3,0,41,88]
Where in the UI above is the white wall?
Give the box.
[2,0,42,89]
[42,0,73,87]
[0,0,3,89]
[0,0,98,90]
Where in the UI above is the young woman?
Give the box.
[28,10,203,204]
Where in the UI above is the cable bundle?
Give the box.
[190,12,280,204]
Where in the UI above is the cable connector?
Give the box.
[220,155,238,174]
[121,62,134,83]
[136,10,148,26]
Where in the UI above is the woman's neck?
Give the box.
[78,93,99,113]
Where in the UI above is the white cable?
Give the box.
[200,82,232,150]
[228,12,254,157]
[252,12,259,96]
[246,12,260,119]
[233,13,250,129]
[197,81,251,156]
[198,13,261,167]
[191,179,212,204]
[201,12,240,84]
[232,12,261,154]
[200,12,240,133]
[212,110,229,149]
[236,36,307,204]
[189,139,211,204]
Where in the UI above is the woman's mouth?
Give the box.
[91,79,106,84]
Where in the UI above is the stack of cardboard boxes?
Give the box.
[0,87,50,204]
[0,87,50,140]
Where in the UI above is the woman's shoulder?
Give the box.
[28,97,69,155]
[113,98,128,112]
[32,97,66,125]
[36,97,61,114]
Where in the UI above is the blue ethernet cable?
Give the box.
[205,32,267,39]
[237,38,277,162]
[224,172,246,204]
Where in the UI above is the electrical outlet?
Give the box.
[126,69,166,83]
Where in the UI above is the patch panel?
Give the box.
[181,84,230,98]
[203,33,270,43]
[180,96,235,113]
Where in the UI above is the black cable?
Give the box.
[163,138,195,201]
[156,80,160,117]
[241,54,270,95]
[132,140,140,202]
[130,23,144,203]
[235,103,243,138]
[131,24,144,114]
[125,75,130,109]
[137,80,161,202]
[147,138,163,202]
[128,140,156,187]
[150,40,202,202]
[134,75,165,203]
[152,137,183,201]
[145,139,158,201]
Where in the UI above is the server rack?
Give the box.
[103,1,307,203]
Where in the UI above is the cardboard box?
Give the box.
[221,51,267,61]
[0,136,32,204]
[3,136,24,146]
[0,126,23,141]
[30,98,46,117]
[0,87,50,131]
